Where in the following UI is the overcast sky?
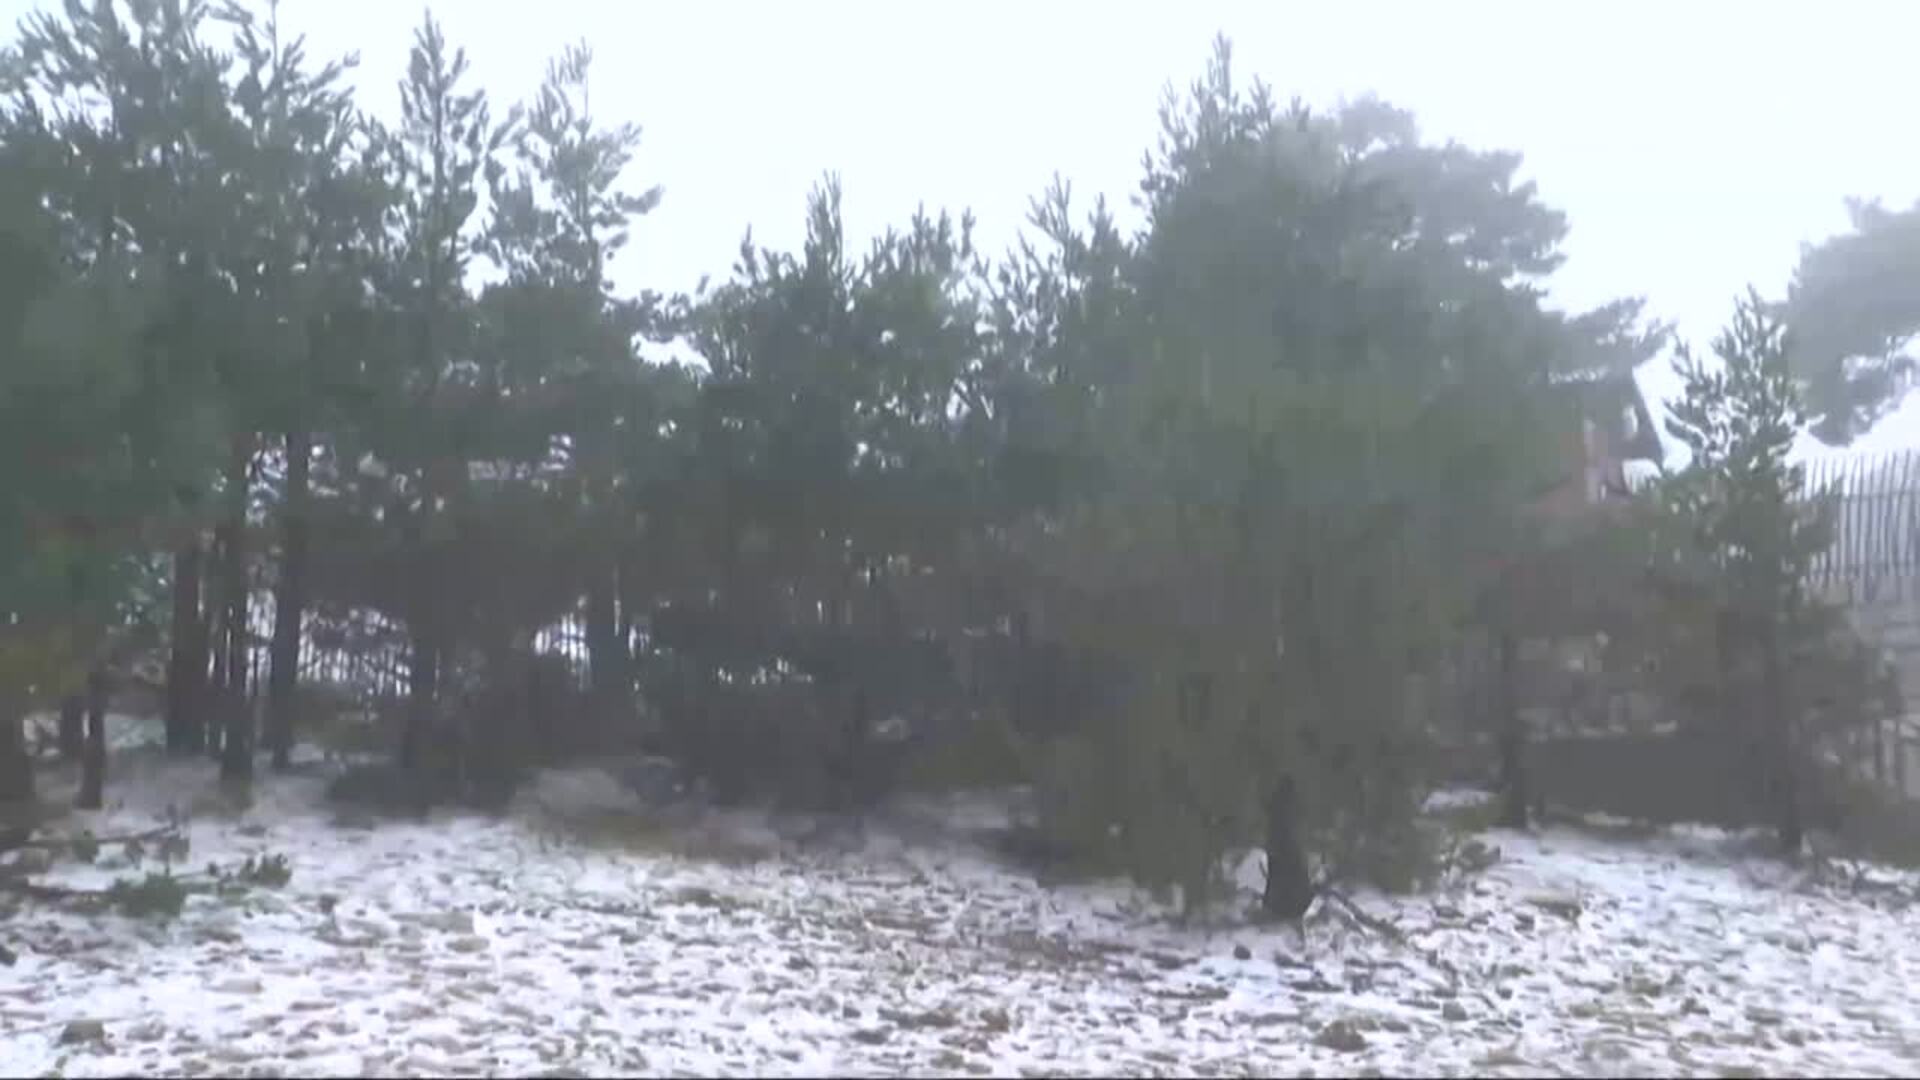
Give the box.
[6,0,1918,461]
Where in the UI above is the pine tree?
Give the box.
[1658,289,1833,854]
[374,10,512,777]
[481,40,661,736]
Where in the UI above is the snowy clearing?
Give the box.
[4,751,1920,1078]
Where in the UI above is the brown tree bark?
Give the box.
[1760,621,1803,856]
[218,440,254,783]
[58,694,83,762]
[585,560,623,730]
[77,669,106,810]
[1496,628,1530,830]
[403,629,439,774]
[165,539,207,755]
[267,427,312,771]
[1262,774,1314,921]
[0,699,31,807]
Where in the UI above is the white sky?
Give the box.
[6,0,1918,460]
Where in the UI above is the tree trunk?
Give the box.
[0,696,31,806]
[1262,774,1314,921]
[218,440,253,784]
[77,669,106,810]
[58,694,84,762]
[206,518,234,764]
[0,718,29,806]
[1495,628,1529,830]
[267,427,312,771]
[403,630,438,774]
[166,539,207,755]
[1713,610,1743,744]
[585,562,623,730]
[1760,621,1803,856]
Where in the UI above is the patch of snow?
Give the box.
[1423,787,1498,813]
[4,751,1920,1076]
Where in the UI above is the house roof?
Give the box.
[1549,369,1664,464]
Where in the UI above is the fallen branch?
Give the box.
[1314,880,1505,1010]
[1319,884,1409,944]
[0,878,102,903]
[0,876,117,907]
[5,1013,148,1039]
[1,825,178,855]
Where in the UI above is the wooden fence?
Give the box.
[1803,450,1920,605]
[1798,449,1920,796]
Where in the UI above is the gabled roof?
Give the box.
[1548,368,1663,464]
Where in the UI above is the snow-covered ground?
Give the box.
[5,752,1920,1078]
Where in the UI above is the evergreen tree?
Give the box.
[371,9,512,776]
[1657,290,1834,853]
[481,40,661,735]
[1785,199,1920,446]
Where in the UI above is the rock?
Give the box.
[881,1007,960,1030]
[1233,944,1253,961]
[10,849,52,876]
[422,1033,468,1055]
[1458,840,1500,872]
[126,1020,167,1043]
[851,1026,891,1046]
[211,975,264,994]
[326,763,437,819]
[614,755,693,806]
[1581,1037,1632,1063]
[1475,1044,1530,1069]
[1441,1001,1469,1022]
[59,1019,108,1046]
[0,941,15,966]
[447,935,489,954]
[424,910,475,935]
[980,1007,1012,1034]
[1528,893,1583,921]
[1314,1020,1367,1053]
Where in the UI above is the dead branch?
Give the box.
[0,825,178,855]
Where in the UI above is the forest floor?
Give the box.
[5,735,1920,1077]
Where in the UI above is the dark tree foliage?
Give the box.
[0,11,1886,891]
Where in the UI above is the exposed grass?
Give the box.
[186,777,257,821]
[1423,795,1506,837]
[531,807,776,867]
[1826,794,1920,869]
[898,715,1029,794]
[303,705,391,760]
